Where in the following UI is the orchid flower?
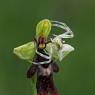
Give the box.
[13,19,74,95]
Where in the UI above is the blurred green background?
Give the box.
[0,0,95,95]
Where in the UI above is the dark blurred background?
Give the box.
[0,0,95,95]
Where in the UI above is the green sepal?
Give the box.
[36,19,51,39]
[31,74,37,95]
[13,41,36,63]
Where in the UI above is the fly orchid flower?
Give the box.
[13,19,74,95]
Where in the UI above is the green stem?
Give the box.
[31,75,37,95]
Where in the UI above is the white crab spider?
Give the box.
[50,20,75,61]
